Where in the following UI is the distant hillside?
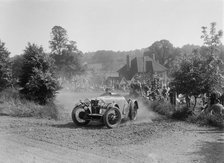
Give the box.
[83,49,146,72]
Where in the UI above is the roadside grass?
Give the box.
[187,113,224,128]
[150,100,224,128]
[0,88,62,120]
[150,100,175,117]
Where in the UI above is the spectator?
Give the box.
[162,86,168,99]
[210,91,221,106]
[220,87,224,106]
[169,88,176,106]
[142,83,150,97]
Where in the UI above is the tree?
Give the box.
[201,22,223,56]
[19,43,60,104]
[11,55,24,86]
[200,22,223,89]
[144,40,181,70]
[171,22,223,109]
[0,40,11,91]
[170,51,222,109]
[49,26,84,79]
[49,26,68,55]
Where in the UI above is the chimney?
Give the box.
[152,53,155,61]
[126,55,130,71]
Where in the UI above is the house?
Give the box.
[117,55,168,87]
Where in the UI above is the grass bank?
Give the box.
[0,88,62,120]
[150,100,224,128]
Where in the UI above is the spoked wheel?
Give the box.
[72,106,90,126]
[129,101,138,120]
[103,107,121,128]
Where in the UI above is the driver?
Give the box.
[100,88,112,96]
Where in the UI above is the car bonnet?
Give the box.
[96,96,127,109]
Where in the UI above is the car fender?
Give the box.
[106,103,123,116]
[127,99,139,109]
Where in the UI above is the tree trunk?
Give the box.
[186,95,190,108]
[193,96,197,111]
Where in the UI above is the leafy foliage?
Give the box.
[49,26,68,55]
[11,55,24,86]
[144,40,181,69]
[201,22,223,56]
[0,40,11,91]
[150,100,175,116]
[170,22,223,108]
[49,26,84,79]
[19,43,60,105]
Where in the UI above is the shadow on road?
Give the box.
[188,128,224,163]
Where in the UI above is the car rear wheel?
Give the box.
[72,106,90,126]
[103,107,121,128]
[129,101,138,120]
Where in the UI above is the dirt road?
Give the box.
[0,115,223,163]
[0,90,223,162]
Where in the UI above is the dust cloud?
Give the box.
[133,99,161,124]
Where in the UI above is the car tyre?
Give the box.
[103,107,121,128]
[72,106,90,126]
[129,101,138,120]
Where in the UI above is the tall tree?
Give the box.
[19,43,59,104]
[49,26,68,55]
[0,40,11,90]
[144,40,180,69]
[201,22,223,56]
[200,22,223,87]
[49,26,84,79]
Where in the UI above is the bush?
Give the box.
[19,43,60,105]
[187,112,224,128]
[150,100,175,116]
[172,106,194,120]
[0,40,11,91]
[0,88,61,120]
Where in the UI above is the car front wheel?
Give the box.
[72,106,90,126]
[103,107,121,128]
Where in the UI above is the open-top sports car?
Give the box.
[71,93,139,128]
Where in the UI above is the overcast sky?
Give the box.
[0,0,223,56]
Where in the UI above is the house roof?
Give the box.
[119,56,167,73]
[117,56,167,80]
[142,56,167,72]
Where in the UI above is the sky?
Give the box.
[0,0,223,56]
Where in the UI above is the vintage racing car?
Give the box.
[71,93,139,128]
